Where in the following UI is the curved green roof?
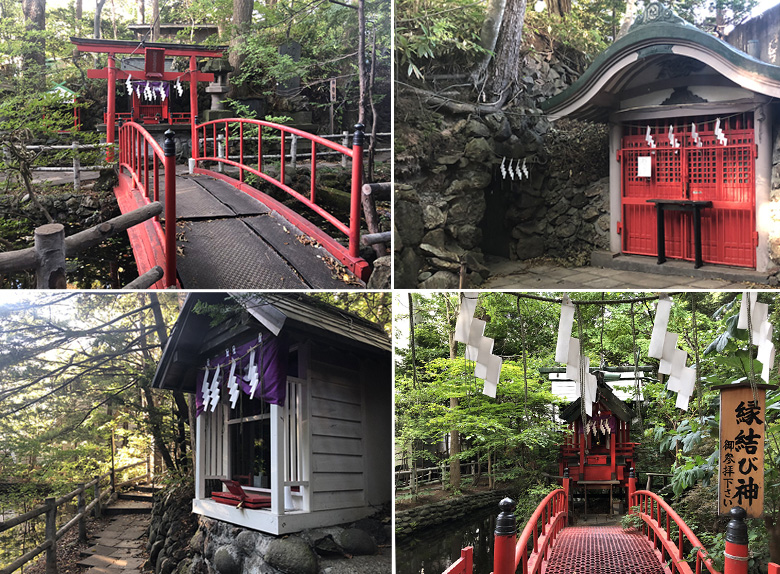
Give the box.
[542,2,780,122]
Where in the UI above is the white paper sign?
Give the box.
[638,156,652,177]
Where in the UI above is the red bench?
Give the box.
[212,480,271,509]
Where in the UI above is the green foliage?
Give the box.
[621,508,644,530]
[395,0,487,79]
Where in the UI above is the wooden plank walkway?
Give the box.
[116,170,361,289]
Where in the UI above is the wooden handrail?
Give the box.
[0,460,148,574]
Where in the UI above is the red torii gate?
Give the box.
[70,38,225,159]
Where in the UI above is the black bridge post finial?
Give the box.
[353,123,365,147]
[164,129,176,157]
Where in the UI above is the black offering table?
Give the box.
[646,199,713,269]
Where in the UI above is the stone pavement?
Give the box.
[76,513,150,573]
[482,255,775,289]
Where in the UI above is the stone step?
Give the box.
[119,492,155,502]
[104,498,153,515]
[135,484,163,494]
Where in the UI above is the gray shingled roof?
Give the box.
[151,292,390,392]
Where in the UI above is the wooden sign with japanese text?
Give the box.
[718,384,767,517]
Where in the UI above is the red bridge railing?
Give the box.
[492,473,570,574]
[442,470,779,574]
[192,118,368,281]
[117,122,177,287]
[443,547,473,574]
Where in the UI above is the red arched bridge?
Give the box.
[443,470,780,574]
[116,119,374,289]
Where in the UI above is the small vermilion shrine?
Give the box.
[559,374,637,514]
[70,38,225,155]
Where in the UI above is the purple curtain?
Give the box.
[195,331,288,415]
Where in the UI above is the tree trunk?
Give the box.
[488,449,493,489]
[94,0,107,39]
[616,0,637,39]
[137,0,144,24]
[408,293,418,388]
[548,0,570,17]
[21,0,45,83]
[471,0,506,83]
[111,0,118,39]
[357,0,367,125]
[481,0,527,101]
[75,0,82,34]
[142,386,177,471]
[766,515,780,564]
[228,0,253,96]
[148,293,192,471]
[152,0,160,40]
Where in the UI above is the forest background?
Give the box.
[395,291,780,569]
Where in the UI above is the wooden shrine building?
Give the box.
[543,2,780,273]
[71,38,225,154]
[151,293,392,535]
[558,374,637,514]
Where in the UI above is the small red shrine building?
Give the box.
[71,38,225,154]
[558,375,637,511]
[543,2,780,273]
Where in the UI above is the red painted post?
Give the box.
[724,507,749,574]
[349,123,365,258]
[769,563,779,574]
[563,467,570,525]
[163,130,177,287]
[493,498,516,574]
[628,467,636,513]
[107,54,116,162]
[189,56,199,161]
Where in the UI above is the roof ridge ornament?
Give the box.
[629,1,688,31]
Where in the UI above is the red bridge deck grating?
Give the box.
[542,526,672,574]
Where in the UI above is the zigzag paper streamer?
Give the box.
[648,297,672,358]
[454,296,478,343]
[500,157,507,179]
[467,318,486,347]
[666,349,688,392]
[227,360,239,409]
[201,368,212,409]
[246,349,260,399]
[208,365,221,412]
[508,159,515,181]
[555,295,576,363]
[566,337,581,383]
[658,332,679,375]
[759,340,776,382]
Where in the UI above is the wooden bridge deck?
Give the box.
[543,526,671,574]
[115,170,361,289]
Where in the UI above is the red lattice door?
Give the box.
[620,114,756,268]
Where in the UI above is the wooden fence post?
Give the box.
[290,134,297,165]
[72,141,81,192]
[77,483,87,543]
[34,223,67,289]
[44,497,57,574]
[493,498,517,574]
[341,131,348,168]
[217,134,224,173]
[94,476,102,519]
